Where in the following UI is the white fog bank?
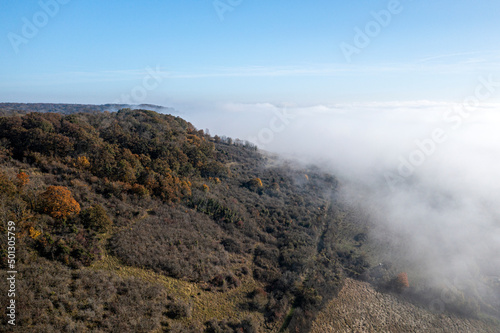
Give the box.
[188,99,500,307]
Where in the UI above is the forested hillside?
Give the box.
[0,103,175,115]
[0,108,371,332]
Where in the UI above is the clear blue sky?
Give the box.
[1,0,499,106]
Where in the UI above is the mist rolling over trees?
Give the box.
[191,100,500,318]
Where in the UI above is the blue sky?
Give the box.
[1,0,500,107]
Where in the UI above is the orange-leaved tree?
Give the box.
[250,177,263,188]
[395,272,409,292]
[16,171,29,187]
[38,186,81,219]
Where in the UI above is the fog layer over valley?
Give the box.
[192,100,500,316]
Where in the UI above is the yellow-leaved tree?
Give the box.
[75,156,91,169]
[39,186,81,219]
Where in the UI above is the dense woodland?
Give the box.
[0,106,371,332]
[0,104,497,332]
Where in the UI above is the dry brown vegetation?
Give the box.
[0,106,365,332]
[311,278,499,333]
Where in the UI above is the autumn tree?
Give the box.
[245,177,264,193]
[394,272,409,292]
[16,171,29,187]
[38,186,81,219]
[75,156,90,169]
[129,184,150,198]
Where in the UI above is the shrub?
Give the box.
[248,287,268,311]
[221,238,242,254]
[200,161,229,178]
[165,299,192,319]
[245,178,263,192]
[81,204,112,232]
[0,172,16,196]
[204,317,258,333]
[129,183,150,198]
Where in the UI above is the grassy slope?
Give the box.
[91,252,266,331]
[311,278,499,333]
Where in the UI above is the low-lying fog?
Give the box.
[189,99,500,310]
